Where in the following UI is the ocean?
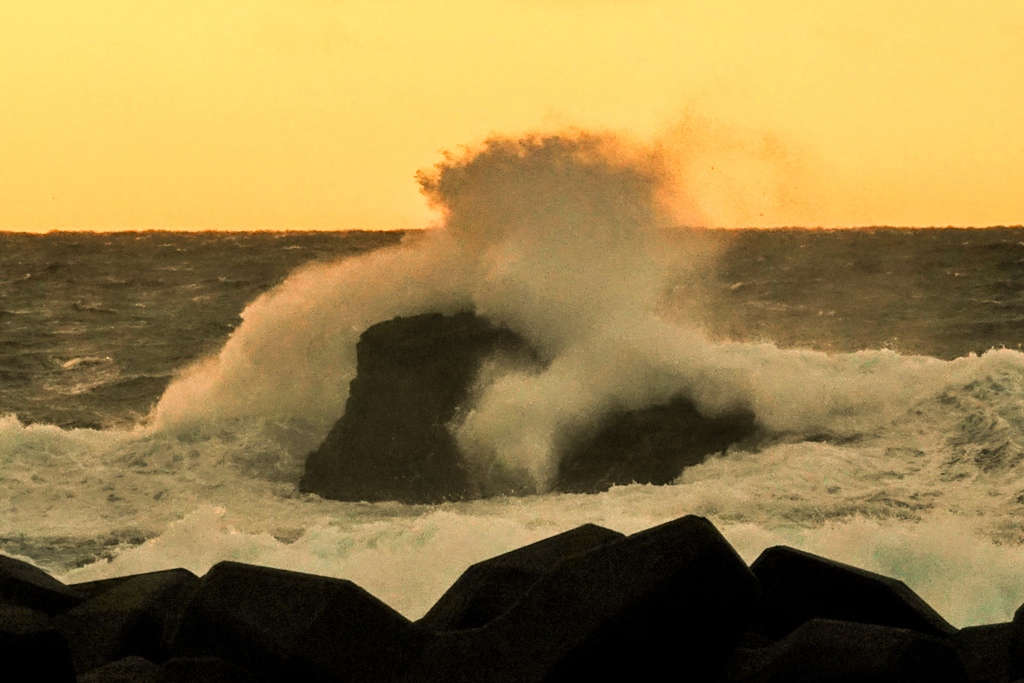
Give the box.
[4,138,1024,629]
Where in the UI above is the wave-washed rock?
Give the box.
[300,311,759,504]
[3,516,1016,682]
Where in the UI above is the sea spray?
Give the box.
[150,238,474,440]
[147,131,1024,497]
[419,135,977,491]
[151,132,695,489]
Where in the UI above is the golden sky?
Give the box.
[3,0,1022,231]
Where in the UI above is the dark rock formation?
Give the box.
[11,515,1023,683]
[76,655,165,683]
[558,395,759,492]
[417,523,624,631]
[54,568,199,674]
[1008,602,1024,681]
[750,545,957,639]
[300,312,534,503]
[955,622,1015,683]
[1,603,76,682]
[403,515,761,683]
[171,561,429,683]
[159,656,255,683]
[301,311,759,504]
[77,655,255,682]
[722,619,968,683]
[69,572,162,602]
[1,553,84,615]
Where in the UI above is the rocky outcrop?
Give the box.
[404,515,761,683]
[723,619,966,683]
[6,516,1017,682]
[300,312,534,503]
[751,545,957,639]
[416,523,625,632]
[300,311,760,504]
[172,562,427,683]
[1,554,84,615]
[558,395,758,492]
[51,568,199,674]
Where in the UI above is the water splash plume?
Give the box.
[151,130,965,491]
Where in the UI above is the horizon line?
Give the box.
[3,224,1024,235]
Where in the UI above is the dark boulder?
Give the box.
[954,622,1015,683]
[160,656,256,683]
[301,311,759,504]
[0,601,51,634]
[417,523,624,631]
[0,602,77,682]
[0,558,79,681]
[76,656,164,683]
[1007,603,1024,681]
[53,568,200,674]
[721,618,968,683]
[71,655,256,683]
[557,394,758,491]
[69,573,157,602]
[750,545,957,639]
[171,561,430,683]
[402,515,761,683]
[3,518,1014,683]
[301,311,534,503]
[0,553,84,615]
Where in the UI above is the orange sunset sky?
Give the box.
[3,0,1022,232]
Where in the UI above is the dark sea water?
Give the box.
[3,226,1024,628]
[0,230,403,429]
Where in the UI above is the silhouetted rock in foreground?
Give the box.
[722,619,967,683]
[1,553,83,615]
[53,568,199,674]
[77,655,254,682]
[416,523,625,632]
[404,515,761,683]
[751,545,958,639]
[301,311,759,504]
[171,561,427,683]
[0,604,76,682]
[955,622,1016,683]
[2,515,1018,682]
